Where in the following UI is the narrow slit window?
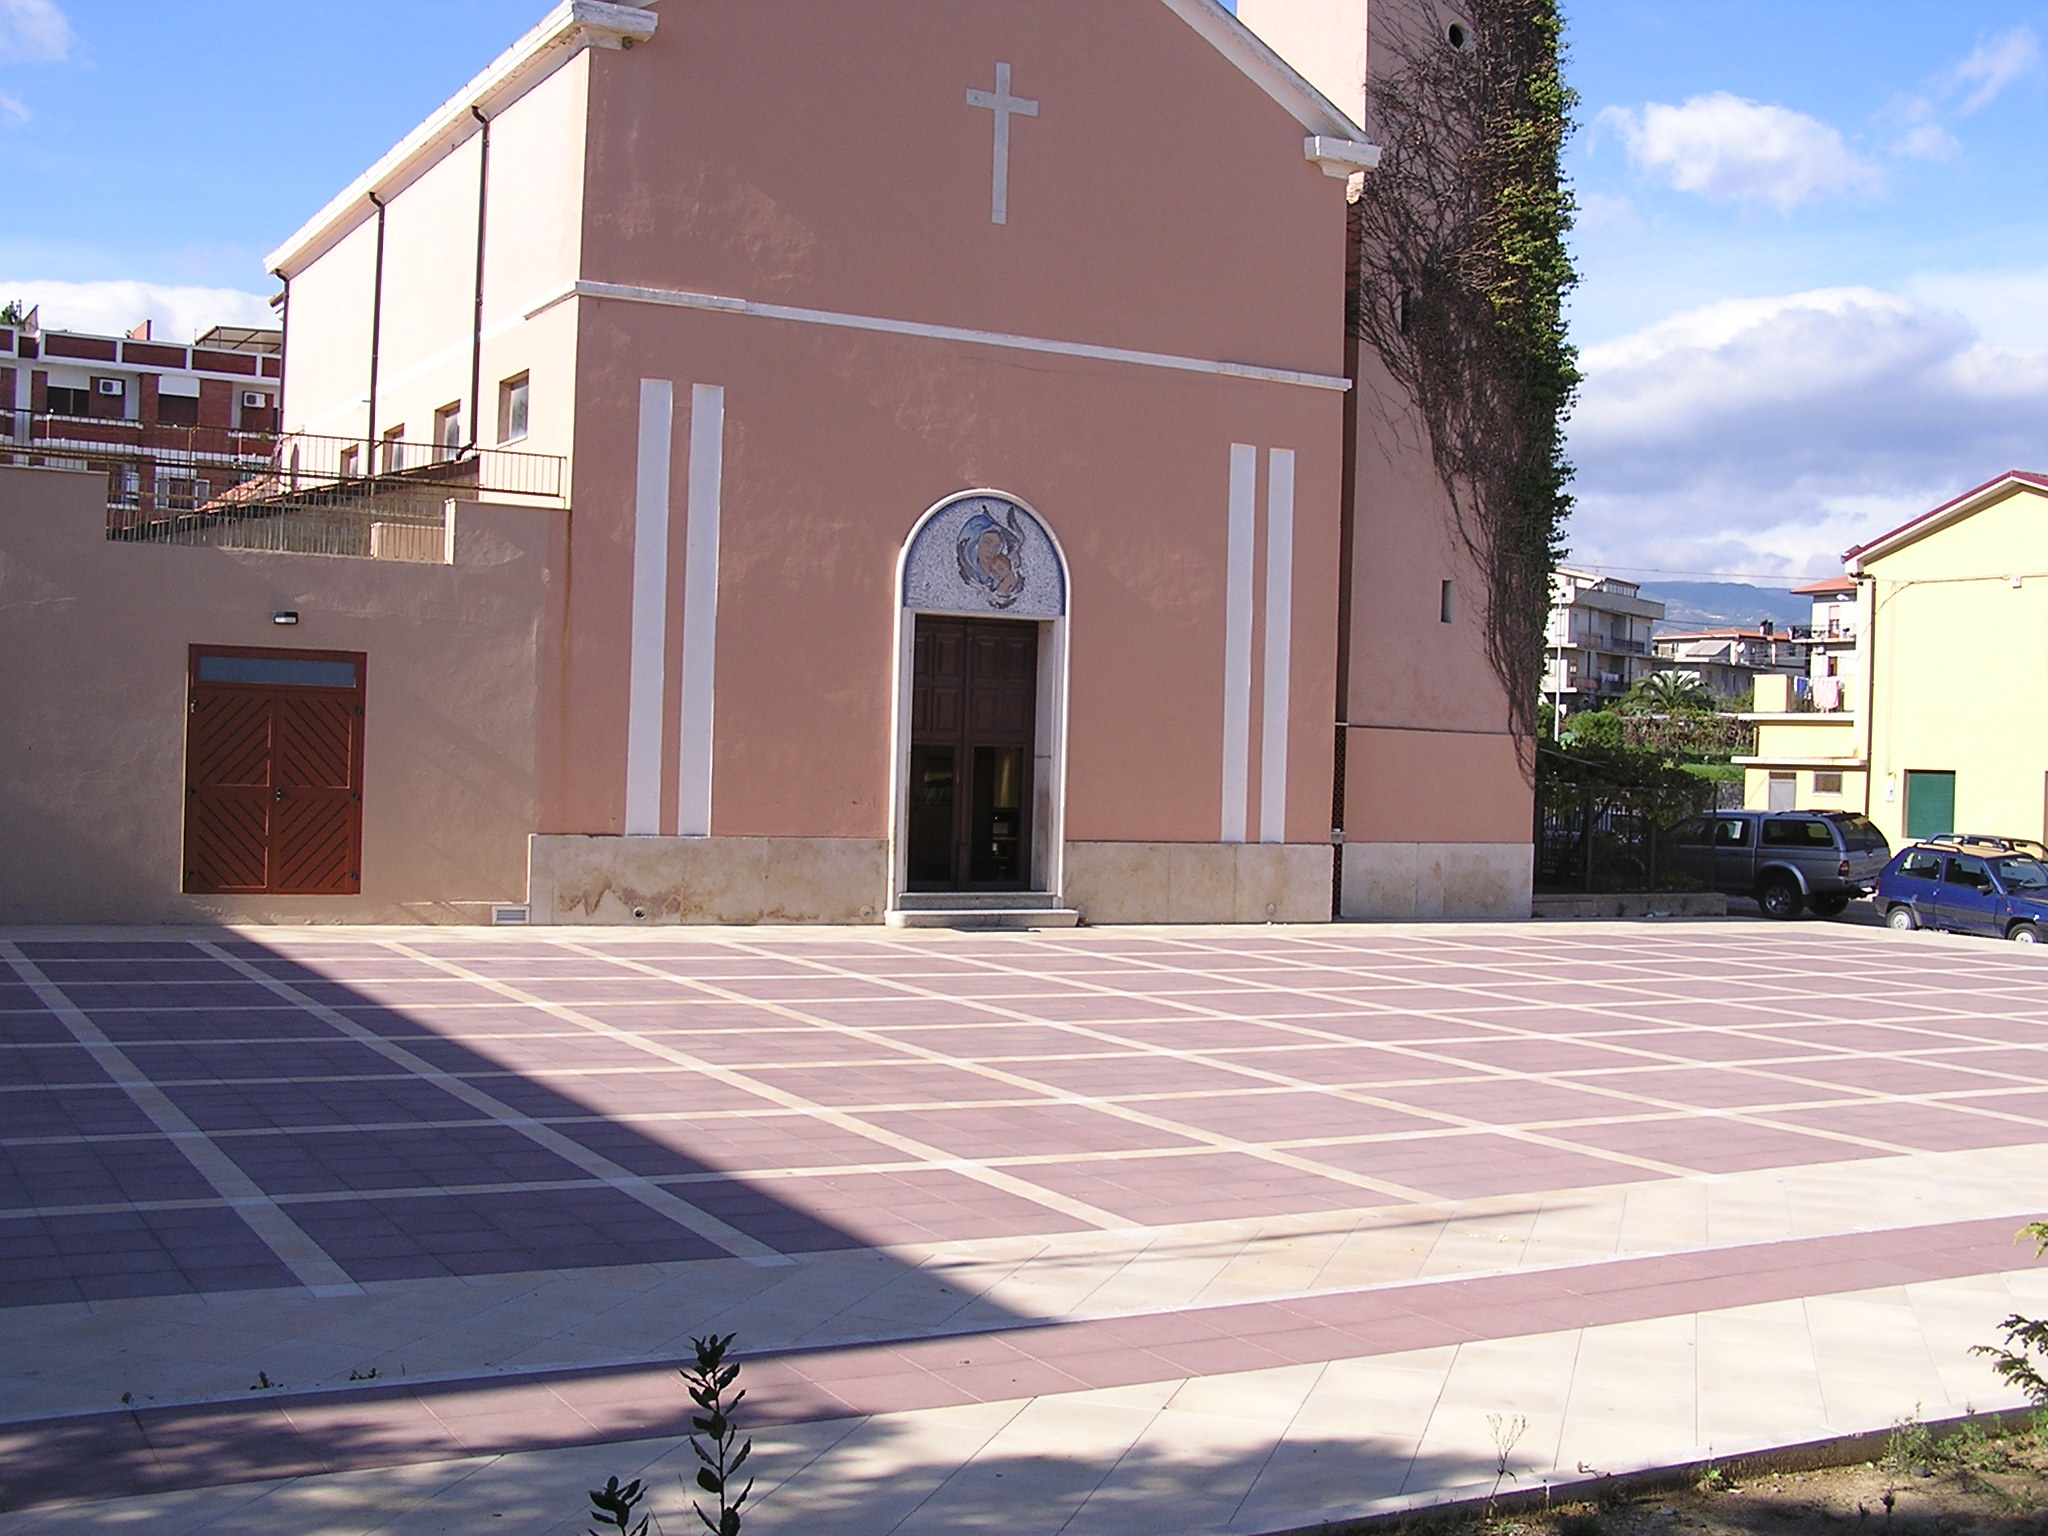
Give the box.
[1439,579,1455,623]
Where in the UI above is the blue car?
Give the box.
[1874,840,2048,943]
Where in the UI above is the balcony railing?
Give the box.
[3,414,562,559]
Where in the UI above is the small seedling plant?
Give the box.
[1976,1223,2048,1407]
[583,1334,757,1535]
[683,1332,753,1536]
[587,1475,652,1536]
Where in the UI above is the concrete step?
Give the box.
[884,906,1081,930]
[891,891,1064,912]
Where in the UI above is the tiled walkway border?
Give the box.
[4,1214,2037,1512]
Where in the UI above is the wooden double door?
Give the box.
[907,617,1037,891]
[182,646,366,895]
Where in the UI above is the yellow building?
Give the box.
[1740,471,2048,845]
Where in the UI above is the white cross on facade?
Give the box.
[965,61,1038,226]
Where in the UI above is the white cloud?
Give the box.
[1565,285,2048,577]
[0,0,70,65]
[1575,191,1641,234]
[0,278,272,341]
[1949,26,2039,114]
[1600,93,1883,212]
[0,90,25,126]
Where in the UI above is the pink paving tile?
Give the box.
[799,999,1010,1026]
[1580,1065,1862,1109]
[1916,1047,2048,1080]
[1279,1013,1507,1043]
[754,1167,1089,1244]
[1293,1133,1653,1198]
[1945,1090,2048,1123]
[1421,1037,1657,1074]
[856,1024,1096,1059]
[638,1030,918,1067]
[1772,1055,2023,1095]
[498,1071,785,1117]
[739,1061,1046,1107]
[857,1102,1202,1158]
[1548,1115,1892,1173]
[1152,1089,1437,1140]
[1205,1044,1460,1085]
[1738,1021,1990,1053]
[1611,1030,1831,1063]
[1008,994,1211,1023]
[1002,1054,1269,1096]
[1772,1101,2048,1152]
[1017,1149,1370,1223]
[1375,1077,1634,1123]
[1086,1018,1314,1050]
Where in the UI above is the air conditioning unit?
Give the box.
[96,378,123,395]
[242,391,267,409]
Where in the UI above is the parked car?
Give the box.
[1666,810,1893,920]
[1936,834,2048,859]
[1874,841,2048,943]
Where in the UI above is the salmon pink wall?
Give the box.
[555,304,1343,845]
[578,0,1344,380]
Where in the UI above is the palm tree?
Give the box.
[1624,670,1713,715]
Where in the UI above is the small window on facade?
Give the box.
[1439,579,1455,623]
[434,402,463,459]
[339,444,359,478]
[380,424,405,474]
[498,373,529,443]
[47,386,91,416]
[1813,771,1843,794]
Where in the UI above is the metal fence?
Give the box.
[1535,765,1741,894]
[3,414,561,560]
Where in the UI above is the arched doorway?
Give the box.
[890,492,1069,910]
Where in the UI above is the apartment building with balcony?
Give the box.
[2,315,283,525]
[1543,567,1664,715]
[1791,574,1859,712]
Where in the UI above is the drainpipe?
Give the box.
[1858,573,1879,821]
[1330,213,1361,920]
[365,190,387,453]
[268,272,289,435]
[467,106,490,453]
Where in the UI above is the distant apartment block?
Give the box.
[1650,627,1804,706]
[1,314,281,525]
[1543,567,1664,714]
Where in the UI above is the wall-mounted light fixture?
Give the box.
[272,611,299,626]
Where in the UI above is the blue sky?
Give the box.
[3,0,2044,580]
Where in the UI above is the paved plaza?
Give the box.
[2,919,2047,1533]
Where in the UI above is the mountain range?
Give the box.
[1634,580,1811,635]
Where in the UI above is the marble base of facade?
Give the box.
[1339,841,1533,920]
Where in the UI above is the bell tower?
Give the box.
[1233,0,1370,130]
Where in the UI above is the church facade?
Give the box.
[0,0,1534,926]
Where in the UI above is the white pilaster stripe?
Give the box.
[624,379,672,836]
[1222,443,1258,844]
[1259,448,1296,845]
[0,943,362,1297]
[526,280,1352,393]
[677,383,724,838]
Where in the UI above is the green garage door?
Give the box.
[1905,770,1956,839]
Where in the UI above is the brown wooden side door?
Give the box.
[907,617,1036,891]
[183,647,366,895]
